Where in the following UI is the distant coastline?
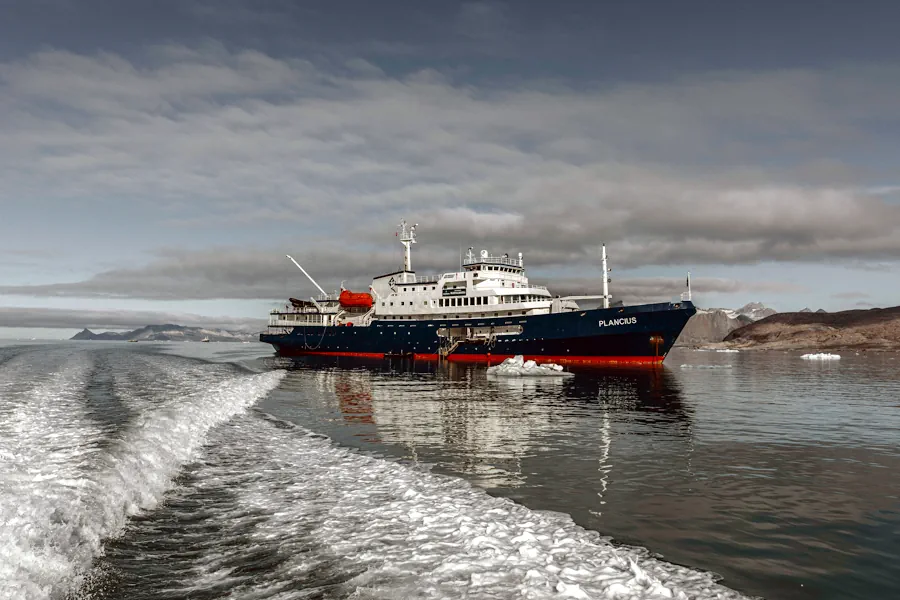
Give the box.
[719,306,900,350]
[71,324,257,343]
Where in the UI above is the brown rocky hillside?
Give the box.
[724,306,900,349]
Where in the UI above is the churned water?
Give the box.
[0,342,897,599]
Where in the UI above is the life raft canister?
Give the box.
[339,289,373,309]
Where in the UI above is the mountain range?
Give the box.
[675,302,778,346]
[725,306,900,350]
[71,324,257,342]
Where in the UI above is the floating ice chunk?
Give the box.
[487,355,574,377]
[801,353,841,360]
[715,349,739,353]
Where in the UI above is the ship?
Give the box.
[260,221,696,365]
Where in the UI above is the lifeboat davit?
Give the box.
[339,289,373,309]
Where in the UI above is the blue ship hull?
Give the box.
[260,301,695,365]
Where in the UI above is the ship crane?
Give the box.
[286,255,328,300]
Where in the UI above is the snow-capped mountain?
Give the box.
[71,324,258,342]
[675,302,777,346]
[719,302,778,321]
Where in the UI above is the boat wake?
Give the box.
[0,344,746,599]
[0,347,284,599]
[89,413,748,600]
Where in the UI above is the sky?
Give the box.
[1,0,899,338]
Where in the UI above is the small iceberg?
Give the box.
[487,355,573,377]
[801,353,841,360]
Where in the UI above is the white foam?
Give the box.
[801,353,841,360]
[0,353,101,600]
[0,350,285,599]
[166,414,746,600]
[487,355,574,377]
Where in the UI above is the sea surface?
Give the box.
[0,341,898,600]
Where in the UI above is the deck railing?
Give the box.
[463,255,522,267]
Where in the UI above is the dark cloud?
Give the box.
[1,43,900,309]
[0,244,803,306]
[3,46,900,276]
[831,292,871,299]
[0,306,265,330]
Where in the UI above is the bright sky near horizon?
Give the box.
[2,0,899,338]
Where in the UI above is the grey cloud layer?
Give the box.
[0,306,265,330]
[0,247,802,305]
[2,45,900,300]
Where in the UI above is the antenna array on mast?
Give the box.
[397,219,418,272]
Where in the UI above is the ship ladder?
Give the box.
[439,338,462,359]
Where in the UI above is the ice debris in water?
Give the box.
[715,349,739,353]
[801,353,841,360]
[487,355,574,377]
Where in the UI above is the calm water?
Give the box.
[0,342,897,599]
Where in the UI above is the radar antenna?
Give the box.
[397,220,417,271]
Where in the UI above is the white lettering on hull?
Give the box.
[598,317,637,327]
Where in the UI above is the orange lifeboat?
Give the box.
[339,289,373,309]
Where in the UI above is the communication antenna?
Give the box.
[398,220,417,271]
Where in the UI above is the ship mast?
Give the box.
[398,220,417,271]
[601,244,611,309]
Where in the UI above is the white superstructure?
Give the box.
[268,220,616,329]
[369,245,559,321]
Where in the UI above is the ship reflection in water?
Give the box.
[260,350,900,600]
[267,356,694,512]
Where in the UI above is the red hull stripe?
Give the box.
[436,353,663,365]
[275,349,664,365]
[276,351,386,359]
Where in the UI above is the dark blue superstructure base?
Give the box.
[260,301,695,365]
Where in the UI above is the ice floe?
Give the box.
[487,355,573,377]
[801,353,841,360]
